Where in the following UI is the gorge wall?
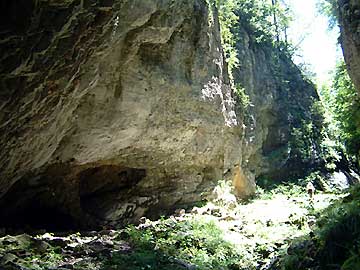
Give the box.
[0,0,319,229]
[232,14,320,183]
[0,0,246,228]
[338,0,360,92]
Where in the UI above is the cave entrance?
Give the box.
[0,183,78,232]
[1,203,77,232]
[0,165,147,231]
[79,165,146,222]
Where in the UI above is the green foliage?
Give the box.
[215,0,239,74]
[234,83,250,108]
[316,185,360,268]
[256,182,306,200]
[304,171,331,192]
[0,233,65,269]
[341,253,360,270]
[277,185,360,269]
[103,248,183,270]
[289,99,327,165]
[233,0,291,44]
[320,60,360,161]
[290,120,317,162]
[21,248,63,270]
[209,0,293,102]
[317,185,360,239]
[316,0,338,30]
[287,93,348,178]
[332,62,360,157]
[105,217,243,270]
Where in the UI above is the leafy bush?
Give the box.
[331,62,360,157]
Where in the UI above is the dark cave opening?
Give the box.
[0,0,34,35]
[0,204,77,232]
[0,175,78,232]
[79,165,147,221]
[0,165,147,231]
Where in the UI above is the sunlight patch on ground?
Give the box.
[190,191,341,269]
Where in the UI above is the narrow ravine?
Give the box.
[1,0,360,269]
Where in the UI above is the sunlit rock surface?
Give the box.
[0,0,321,229]
[338,0,360,92]
[0,0,247,228]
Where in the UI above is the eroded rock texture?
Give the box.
[0,0,321,229]
[233,25,319,182]
[0,0,246,228]
[338,0,360,92]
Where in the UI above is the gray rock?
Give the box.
[232,23,320,182]
[0,0,322,228]
[338,0,360,92]
[0,0,245,227]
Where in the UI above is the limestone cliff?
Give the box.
[338,0,360,92]
[232,17,320,183]
[0,0,245,228]
[0,0,320,229]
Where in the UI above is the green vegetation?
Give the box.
[209,0,293,86]
[277,185,360,270]
[316,1,360,165]
[288,98,343,174]
[105,218,242,270]
[289,101,324,164]
[317,186,360,268]
[256,181,307,199]
[1,2,359,270]
[316,0,338,29]
[234,84,250,108]
[278,2,360,269]
[320,61,360,160]
[215,0,292,45]
[0,182,341,270]
[0,234,65,270]
[214,0,239,74]
[214,1,334,182]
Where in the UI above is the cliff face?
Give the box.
[338,0,360,92]
[233,26,319,182]
[0,0,320,229]
[0,0,246,228]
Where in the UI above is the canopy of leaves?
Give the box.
[316,0,338,30]
[209,0,293,76]
[321,61,360,159]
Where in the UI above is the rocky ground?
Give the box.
[0,185,341,270]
